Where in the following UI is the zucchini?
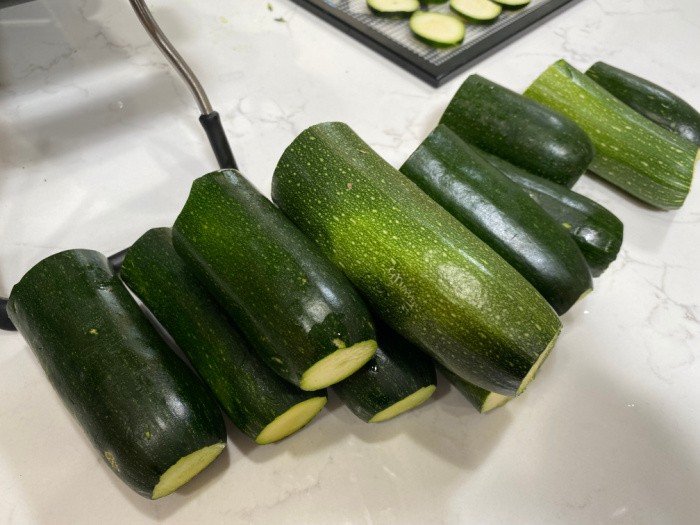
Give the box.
[367,0,419,17]
[475,147,624,277]
[333,320,437,423]
[586,61,700,147]
[271,121,562,397]
[172,169,377,392]
[400,124,592,315]
[450,0,501,22]
[525,59,698,210]
[409,12,465,48]
[6,250,226,499]
[492,0,530,7]
[120,227,328,445]
[440,74,595,188]
[438,364,512,413]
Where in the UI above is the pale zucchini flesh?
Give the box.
[367,0,419,16]
[255,397,328,445]
[450,0,502,21]
[152,443,225,500]
[300,339,378,391]
[409,12,465,47]
[368,385,437,423]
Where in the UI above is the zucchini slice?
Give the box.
[272,122,562,397]
[120,228,327,445]
[450,0,502,22]
[172,170,377,391]
[475,147,624,277]
[586,61,700,147]
[440,74,595,188]
[7,250,226,499]
[400,124,592,315]
[525,59,698,210]
[333,321,437,423]
[367,0,419,17]
[492,0,530,6]
[409,11,465,48]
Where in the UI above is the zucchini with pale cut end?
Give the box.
[525,59,697,210]
[367,0,419,17]
[271,121,562,397]
[333,321,437,423]
[586,61,700,147]
[409,12,465,48]
[450,0,501,22]
[475,147,624,277]
[400,124,592,315]
[120,227,328,445]
[7,249,226,499]
[438,364,512,413]
[172,169,377,391]
[440,74,595,188]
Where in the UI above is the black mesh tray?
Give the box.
[290,0,578,86]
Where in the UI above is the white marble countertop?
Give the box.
[1,0,699,523]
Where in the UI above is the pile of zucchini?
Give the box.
[7,59,698,499]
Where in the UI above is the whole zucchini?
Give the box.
[440,74,595,187]
[586,61,700,147]
[333,320,437,423]
[271,122,562,397]
[172,169,377,391]
[438,363,512,413]
[525,60,697,210]
[7,250,226,499]
[400,124,592,314]
[120,228,328,445]
[475,147,623,277]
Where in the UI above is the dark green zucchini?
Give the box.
[333,320,437,423]
[475,147,624,277]
[120,227,328,445]
[172,169,377,392]
[586,61,700,147]
[440,74,595,188]
[6,250,226,499]
[438,364,512,413]
[272,122,561,397]
[525,60,697,210]
[400,124,592,315]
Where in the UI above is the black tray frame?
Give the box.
[289,0,579,86]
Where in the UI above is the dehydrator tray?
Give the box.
[289,0,578,86]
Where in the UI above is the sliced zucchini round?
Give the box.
[493,0,530,7]
[409,12,465,47]
[450,0,502,22]
[367,0,420,16]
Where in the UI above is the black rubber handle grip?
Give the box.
[200,112,237,170]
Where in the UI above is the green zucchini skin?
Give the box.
[271,122,561,397]
[586,61,700,147]
[475,147,623,277]
[400,124,592,315]
[440,74,595,188]
[7,250,226,499]
[172,169,376,390]
[333,320,436,422]
[525,60,697,210]
[120,227,327,443]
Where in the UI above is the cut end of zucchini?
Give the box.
[151,442,225,500]
[300,339,378,391]
[480,392,512,413]
[516,333,558,396]
[255,396,328,445]
[367,0,420,16]
[450,0,502,22]
[368,384,437,423]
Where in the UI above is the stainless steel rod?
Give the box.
[129,0,212,115]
